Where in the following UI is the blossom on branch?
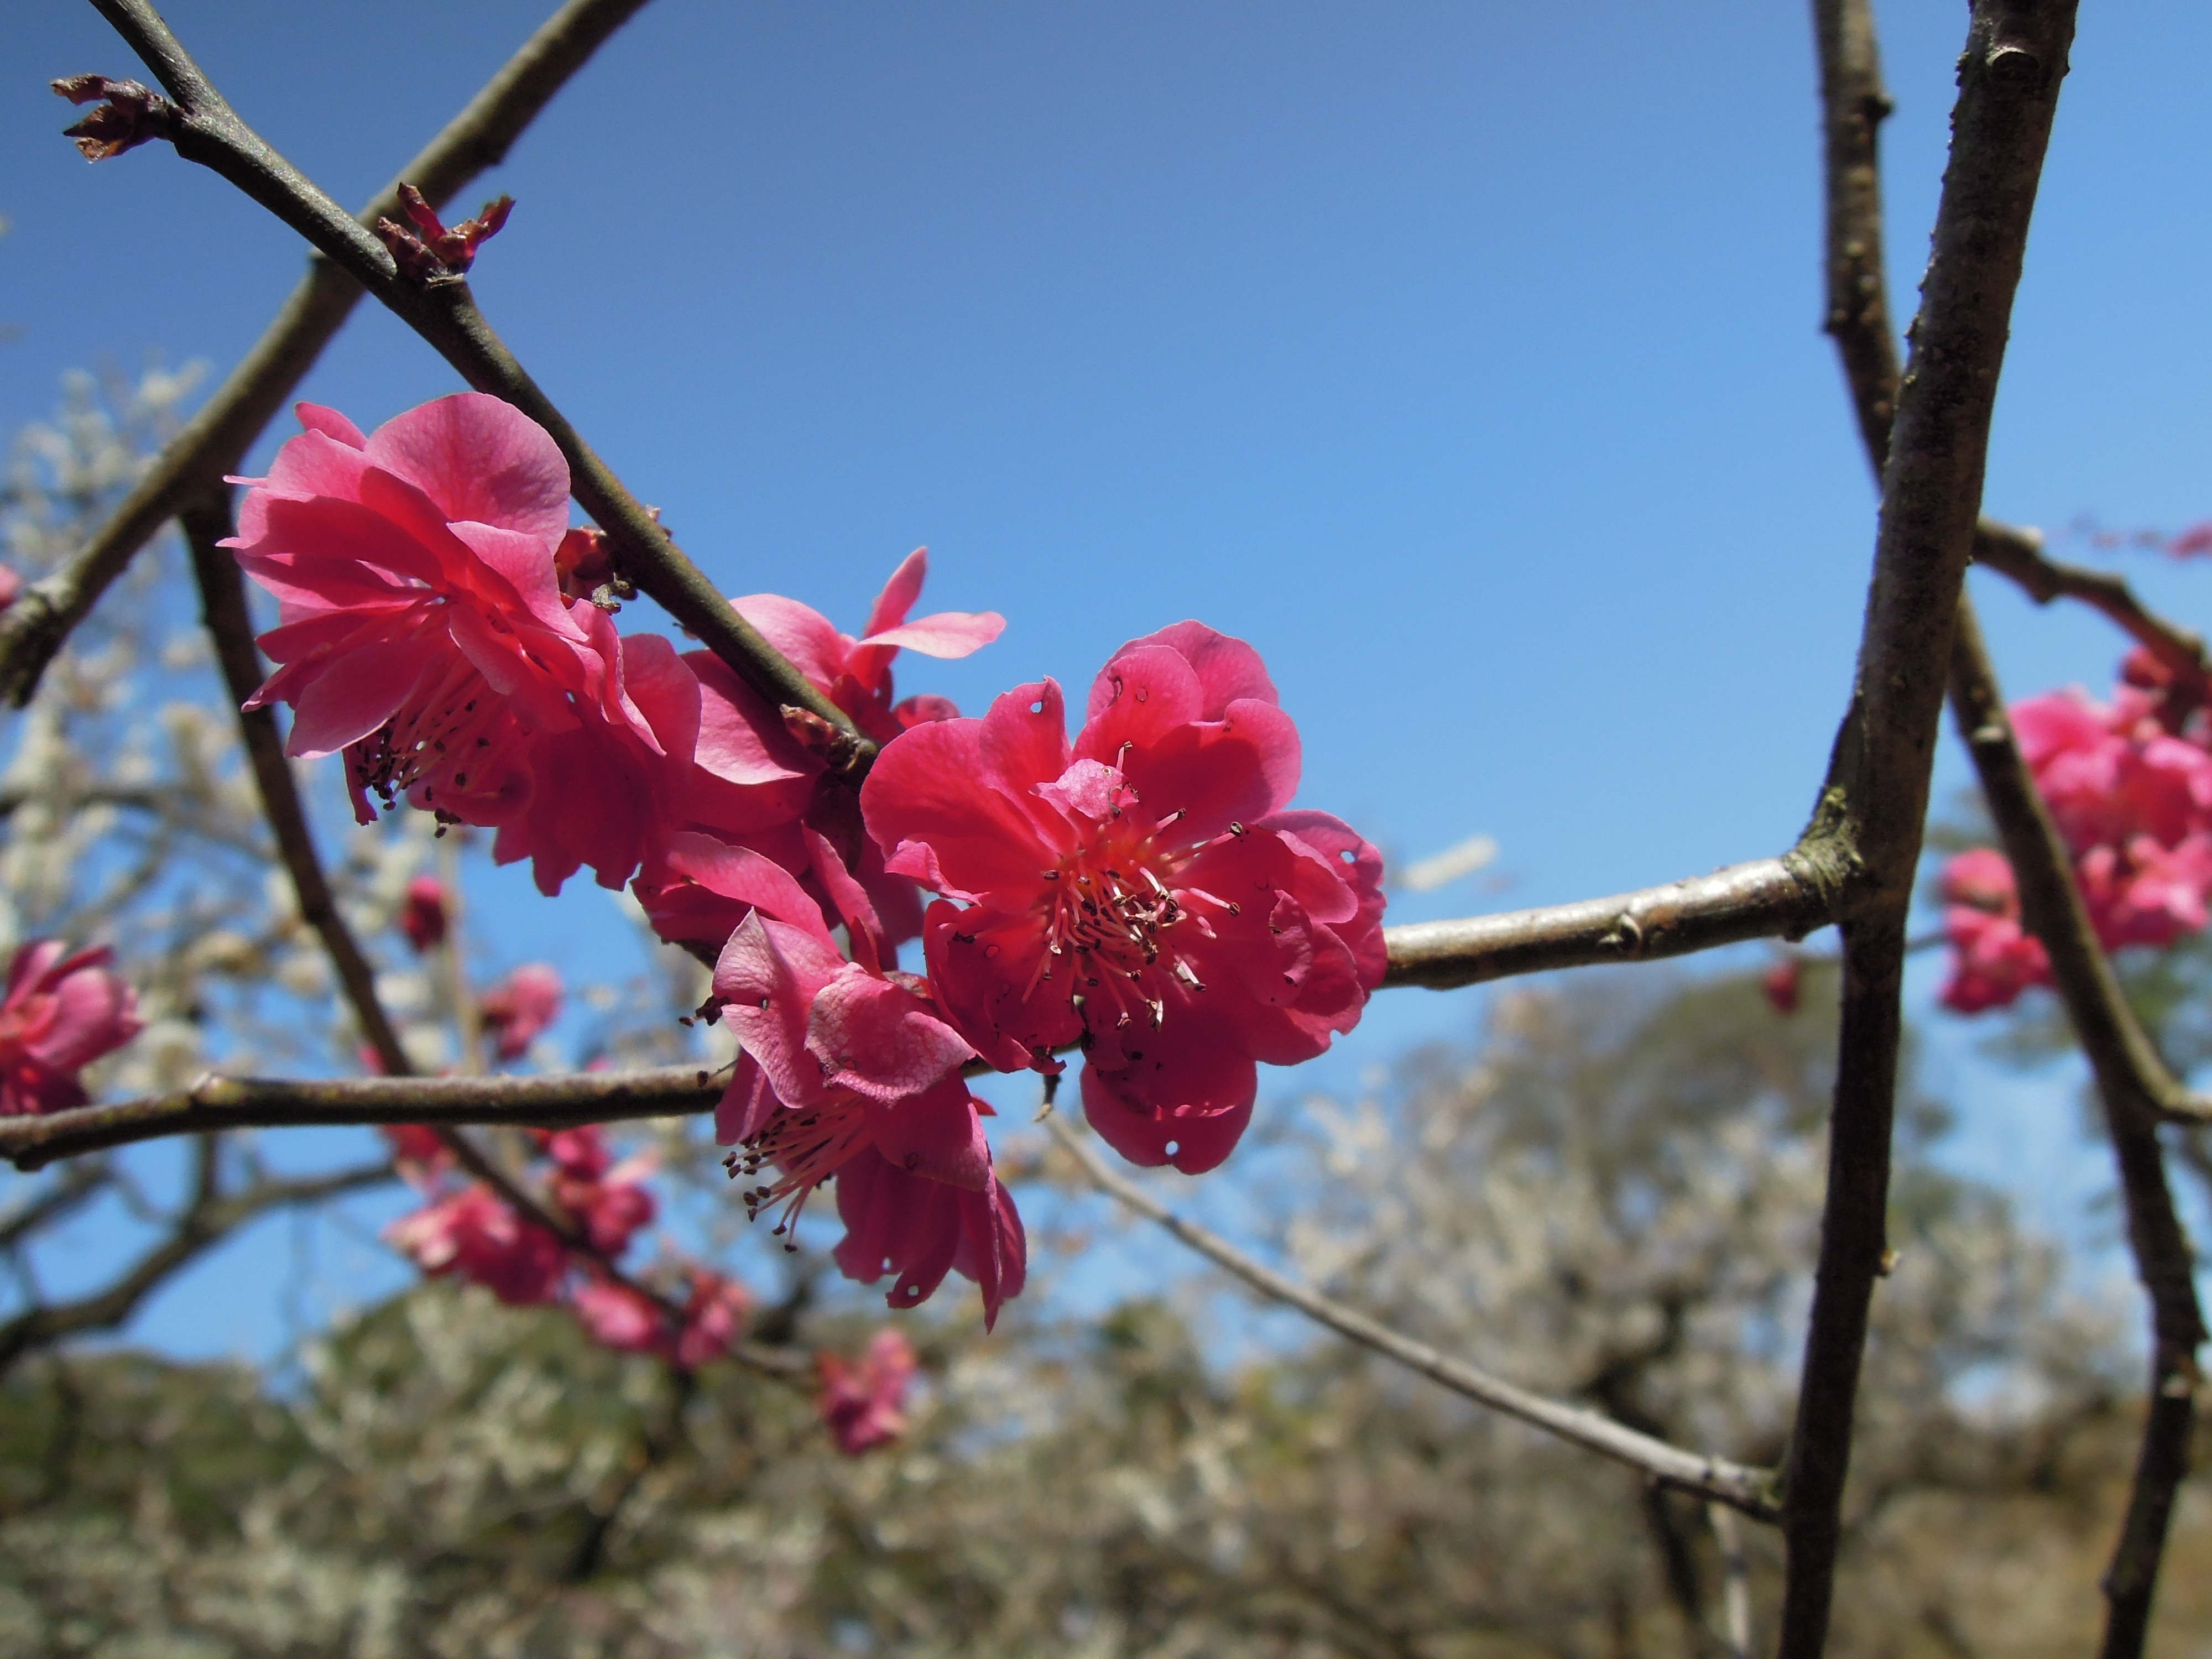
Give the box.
[399,875,448,953]
[636,549,1001,954]
[1937,849,2051,1015]
[478,962,562,1063]
[860,622,1385,1174]
[816,1328,919,1455]
[710,835,1025,1328]
[225,396,698,894]
[387,1183,568,1306]
[0,940,142,1117]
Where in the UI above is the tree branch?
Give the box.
[69,0,871,772]
[0,0,654,707]
[0,1066,728,1171]
[1042,1110,1780,1520]
[1380,855,1845,990]
[1783,5,2078,1655]
[1971,517,2212,688]
[0,1140,392,1371]
[1947,603,2206,1659]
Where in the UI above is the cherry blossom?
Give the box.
[387,1185,568,1306]
[478,963,562,1062]
[816,1329,919,1456]
[225,395,698,895]
[0,940,143,1117]
[710,835,1025,1327]
[860,622,1385,1174]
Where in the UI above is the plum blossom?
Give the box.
[860,622,1385,1174]
[572,1270,752,1369]
[400,875,448,953]
[635,549,1001,954]
[709,833,1025,1327]
[479,963,562,1062]
[1761,958,1801,1015]
[816,1329,919,1455]
[387,1184,568,1306]
[544,1124,654,1255]
[0,941,143,1117]
[225,395,699,895]
[1937,849,2051,1015]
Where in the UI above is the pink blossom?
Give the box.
[572,1280,665,1353]
[225,396,698,895]
[1937,850,2051,1014]
[479,962,562,1062]
[0,566,21,612]
[672,1271,753,1369]
[636,550,999,953]
[1761,958,1801,1015]
[860,622,1385,1175]
[386,1185,568,1306]
[816,1329,919,1455]
[400,875,448,953]
[545,1124,656,1255]
[381,1123,452,1175]
[711,836,1025,1328]
[0,941,142,1117]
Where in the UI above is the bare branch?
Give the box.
[0,1140,392,1372]
[0,1066,728,1171]
[69,0,870,772]
[180,492,413,1077]
[1947,603,2206,1659]
[0,0,654,706]
[1972,518,2212,689]
[0,1160,112,1251]
[1042,1110,1781,1521]
[1783,5,2079,1655]
[1381,856,1842,990]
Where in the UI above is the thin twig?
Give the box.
[1782,5,2079,1655]
[0,1066,728,1171]
[71,0,871,773]
[0,1141,391,1372]
[1971,518,2212,689]
[0,0,654,707]
[1947,605,2205,1659]
[181,493,413,1076]
[1708,1502,1754,1659]
[1042,1110,1780,1520]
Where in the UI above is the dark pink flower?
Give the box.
[0,941,142,1117]
[400,875,448,953]
[636,550,999,953]
[860,622,1385,1175]
[1937,850,2051,1014]
[1761,958,1800,1015]
[479,963,562,1062]
[571,1268,752,1368]
[386,1185,568,1306]
[225,396,698,895]
[381,1123,452,1175]
[711,839,1025,1328]
[816,1329,919,1455]
[546,1124,656,1255]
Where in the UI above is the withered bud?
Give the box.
[53,75,178,161]
[781,705,863,771]
[374,217,448,286]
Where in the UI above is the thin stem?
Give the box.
[1043,1110,1780,1520]
[1947,604,2205,1659]
[1708,1502,1754,1659]
[1,0,654,706]
[73,0,871,771]
[0,1066,729,1171]
[181,492,413,1077]
[1782,6,2079,1655]
[1972,518,2212,690]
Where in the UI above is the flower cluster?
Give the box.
[0,939,142,1117]
[385,1123,752,1368]
[1940,649,2212,1013]
[231,395,1386,1329]
[816,1328,919,1455]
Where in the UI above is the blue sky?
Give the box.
[4,1,2210,1356]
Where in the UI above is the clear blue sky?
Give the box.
[5,1,2210,1355]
